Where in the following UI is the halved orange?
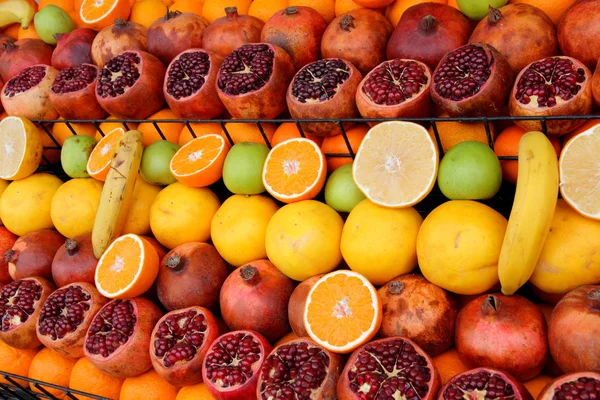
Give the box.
[262,138,326,203]
[80,0,131,30]
[303,270,382,354]
[0,116,43,180]
[353,121,439,208]
[559,123,600,220]
[95,233,160,299]
[86,127,125,181]
[170,134,230,188]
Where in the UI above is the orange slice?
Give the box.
[80,0,131,30]
[0,116,42,180]
[262,138,326,203]
[170,134,230,188]
[95,233,160,299]
[304,270,382,354]
[559,123,600,220]
[353,121,438,208]
[86,127,125,181]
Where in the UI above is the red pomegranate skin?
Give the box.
[537,372,600,400]
[537,303,564,377]
[557,0,600,70]
[0,34,15,56]
[7,229,65,282]
[0,39,53,82]
[0,227,17,285]
[90,19,148,68]
[287,274,323,337]
[593,58,600,106]
[51,234,98,288]
[51,29,97,70]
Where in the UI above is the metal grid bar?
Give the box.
[0,372,109,400]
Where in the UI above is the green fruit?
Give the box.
[223,142,269,195]
[325,164,366,213]
[437,141,502,200]
[61,135,96,178]
[140,140,180,186]
[457,0,507,20]
[33,5,76,45]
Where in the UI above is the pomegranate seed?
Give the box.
[204,332,262,388]
[443,370,516,400]
[217,44,274,95]
[165,51,209,100]
[362,59,428,106]
[51,64,97,94]
[291,59,350,103]
[0,280,42,331]
[97,52,141,98]
[38,285,91,340]
[153,309,208,368]
[3,66,47,97]
[85,299,136,358]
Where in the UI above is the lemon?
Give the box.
[51,178,103,238]
[122,176,162,236]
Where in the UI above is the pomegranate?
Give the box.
[0,277,55,349]
[163,49,225,119]
[84,297,162,378]
[287,274,323,337]
[6,229,64,282]
[557,0,600,70]
[90,19,148,68]
[156,242,229,311]
[96,50,166,119]
[287,58,363,137]
[51,28,97,70]
[150,306,220,386]
[202,6,264,59]
[431,43,514,117]
[537,303,564,377]
[0,227,17,285]
[0,65,59,120]
[49,63,107,120]
[202,330,273,400]
[261,6,328,70]
[216,43,294,119]
[337,337,441,400]
[0,39,53,82]
[321,9,393,76]
[257,338,343,399]
[455,293,549,381]
[0,34,15,56]
[220,260,296,342]
[548,285,600,373]
[509,56,593,135]
[147,11,209,66]
[36,282,107,358]
[537,372,600,400]
[51,234,98,289]
[437,368,533,400]
[387,3,473,71]
[594,58,600,106]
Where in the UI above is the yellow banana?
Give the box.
[498,131,559,295]
[0,0,35,29]
[92,130,144,259]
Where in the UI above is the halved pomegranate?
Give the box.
[164,49,225,119]
[537,372,600,400]
[216,43,294,120]
[36,282,107,358]
[95,50,166,119]
[509,56,593,135]
[202,330,273,399]
[0,64,59,120]
[49,63,107,120]
[83,297,162,378]
[0,277,55,349]
[431,43,514,117]
[150,306,220,386]
[437,368,533,400]
[7,229,65,282]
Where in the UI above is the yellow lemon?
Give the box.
[0,179,8,226]
[50,178,103,239]
[122,176,162,236]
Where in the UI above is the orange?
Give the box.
[447,0,459,8]
[272,122,323,147]
[120,370,179,400]
[385,0,446,26]
[320,124,368,171]
[138,109,183,147]
[52,118,96,146]
[248,0,288,22]
[69,357,124,400]
[69,9,87,27]
[289,0,335,21]
[17,24,40,40]
[353,121,439,208]
[304,270,382,353]
[95,233,160,299]
[176,383,215,400]
[28,348,78,400]
[179,122,224,146]
[170,134,230,187]
[169,0,204,14]
[432,348,469,385]
[223,121,276,145]
[352,0,394,7]
[0,340,38,387]
[335,0,366,15]
[0,116,43,180]
[39,126,61,165]
[262,138,327,203]
[95,116,138,141]
[129,0,167,28]
[202,0,251,23]
[39,0,75,11]
[80,0,131,30]
[524,375,554,398]
[428,115,497,153]
[275,331,300,346]
[86,127,125,181]
[509,0,577,25]
[2,24,20,40]
[563,119,600,144]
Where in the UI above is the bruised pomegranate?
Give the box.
[220,260,296,342]
[84,297,162,378]
[438,368,533,400]
[36,282,107,358]
[96,50,166,119]
[150,306,220,386]
[257,338,343,399]
[0,39,53,82]
[321,9,393,76]
[0,277,55,349]
[455,294,548,381]
[0,227,17,285]
[287,274,323,337]
[202,330,273,400]
[49,63,107,120]
[337,337,441,400]
[91,19,147,68]
[202,6,264,59]
[51,235,98,288]
[287,58,363,136]
[557,0,600,70]
[1,65,59,120]
[509,56,592,135]
[51,28,97,70]
[7,229,64,282]
[537,372,600,400]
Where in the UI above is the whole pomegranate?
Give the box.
[220,260,296,342]
[0,227,17,285]
[51,28,97,70]
[90,19,147,68]
[437,368,533,400]
[594,58,600,106]
[51,234,98,288]
[0,39,53,82]
[455,293,549,381]
[7,229,64,282]
[557,0,600,70]
[537,302,564,377]
[0,34,15,56]
[537,372,600,400]
[49,64,108,120]
[287,274,323,337]
[202,6,264,59]
[0,65,59,120]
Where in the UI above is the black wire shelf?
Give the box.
[0,371,109,400]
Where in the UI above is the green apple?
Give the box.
[223,142,269,195]
[33,5,76,45]
[325,164,366,213]
[457,0,508,20]
[61,135,96,178]
[140,140,180,186]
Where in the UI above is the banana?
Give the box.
[0,0,35,29]
[498,131,559,295]
[92,130,144,259]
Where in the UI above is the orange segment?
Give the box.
[80,0,131,30]
[86,127,125,181]
[0,116,43,180]
[304,270,382,354]
[170,134,230,188]
[353,121,438,208]
[262,138,326,203]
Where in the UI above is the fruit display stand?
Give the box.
[0,371,109,399]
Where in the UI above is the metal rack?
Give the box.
[0,371,108,400]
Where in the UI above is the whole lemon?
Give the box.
[122,176,162,236]
[150,182,220,249]
[417,200,508,295]
[50,178,103,238]
[341,199,423,285]
[0,173,63,236]
[265,200,344,281]
[211,194,279,267]
[0,179,8,226]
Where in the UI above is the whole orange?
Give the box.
[95,116,139,141]
[129,0,167,28]
[176,383,215,399]
[138,109,183,147]
[28,348,78,399]
[202,0,252,22]
[222,122,276,145]
[509,0,577,25]
[320,124,368,171]
[523,375,554,398]
[352,0,394,7]
[0,341,38,387]
[17,24,40,40]
[428,116,497,154]
[39,0,75,11]
[120,370,179,400]
[2,24,20,40]
[179,122,224,146]
[248,0,288,22]
[385,0,447,26]
[271,122,323,147]
[69,358,124,400]
[52,118,96,145]
[432,348,469,385]
[288,0,336,22]
[169,0,204,14]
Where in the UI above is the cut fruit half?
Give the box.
[86,127,125,182]
[353,121,438,208]
[80,0,131,30]
[170,134,230,188]
[0,116,42,180]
